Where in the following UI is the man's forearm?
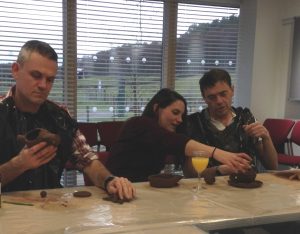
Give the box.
[0,156,27,187]
[259,138,278,169]
[83,160,113,189]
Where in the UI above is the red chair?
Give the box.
[278,121,300,167]
[263,118,295,154]
[97,121,124,151]
[83,121,125,186]
[290,121,300,155]
[264,119,300,167]
[78,122,100,151]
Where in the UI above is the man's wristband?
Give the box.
[103,175,115,191]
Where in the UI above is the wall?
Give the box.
[249,0,300,121]
[282,0,300,119]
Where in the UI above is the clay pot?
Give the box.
[148,173,183,188]
[17,128,61,147]
[229,167,257,184]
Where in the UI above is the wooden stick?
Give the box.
[3,200,34,206]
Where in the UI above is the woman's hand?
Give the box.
[106,177,136,201]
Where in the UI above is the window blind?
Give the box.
[175,3,240,113]
[0,0,242,120]
[0,0,64,103]
[76,0,164,122]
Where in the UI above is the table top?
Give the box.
[1,173,300,234]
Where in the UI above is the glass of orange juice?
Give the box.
[191,151,209,192]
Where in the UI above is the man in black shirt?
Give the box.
[184,69,278,175]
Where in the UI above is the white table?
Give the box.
[1,173,300,233]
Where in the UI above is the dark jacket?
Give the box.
[0,97,78,192]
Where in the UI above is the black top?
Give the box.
[106,116,190,182]
[184,107,258,168]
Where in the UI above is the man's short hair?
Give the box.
[17,40,58,65]
[199,69,232,97]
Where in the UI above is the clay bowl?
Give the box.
[148,173,183,188]
[17,128,61,147]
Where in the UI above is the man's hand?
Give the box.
[214,151,251,173]
[216,165,236,175]
[243,122,270,140]
[17,142,57,171]
[106,177,136,201]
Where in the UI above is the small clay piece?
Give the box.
[102,194,131,204]
[40,190,47,198]
[73,191,92,197]
[202,167,216,185]
[103,194,124,204]
[17,128,61,147]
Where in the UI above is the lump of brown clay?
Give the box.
[202,167,216,185]
[17,128,61,147]
[73,191,92,197]
[40,190,47,198]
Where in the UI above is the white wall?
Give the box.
[282,0,300,119]
[249,0,300,121]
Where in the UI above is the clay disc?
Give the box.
[73,191,92,197]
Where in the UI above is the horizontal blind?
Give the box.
[77,0,164,122]
[0,0,64,103]
[175,3,240,114]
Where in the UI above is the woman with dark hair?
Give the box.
[106,88,251,182]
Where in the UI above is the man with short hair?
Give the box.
[185,68,278,175]
[0,40,135,200]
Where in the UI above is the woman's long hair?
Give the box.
[142,88,187,131]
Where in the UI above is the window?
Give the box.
[76,0,164,122]
[175,3,240,113]
[0,0,63,102]
[0,0,241,119]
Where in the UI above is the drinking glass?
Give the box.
[191,151,209,192]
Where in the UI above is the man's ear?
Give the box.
[153,103,158,113]
[231,85,235,93]
[11,62,20,81]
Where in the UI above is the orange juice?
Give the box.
[192,157,209,173]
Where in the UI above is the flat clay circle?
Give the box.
[73,191,92,197]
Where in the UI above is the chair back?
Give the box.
[97,121,124,151]
[263,118,295,153]
[291,121,300,146]
[78,122,99,149]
